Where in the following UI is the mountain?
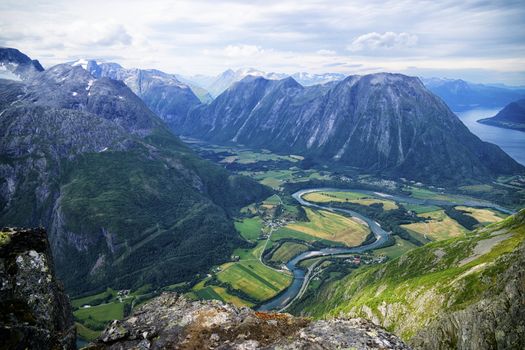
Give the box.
[182,68,345,97]
[71,59,204,129]
[478,98,525,132]
[205,68,287,97]
[291,72,346,86]
[0,47,44,80]
[179,73,524,185]
[291,209,525,349]
[421,77,525,112]
[87,293,409,349]
[0,51,271,296]
[0,227,76,349]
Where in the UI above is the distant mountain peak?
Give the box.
[0,47,44,80]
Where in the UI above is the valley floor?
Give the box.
[73,139,523,342]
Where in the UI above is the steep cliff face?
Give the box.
[295,210,525,349]
[180,74,523,185]
[0,227,76,349]
[85,293,409,350]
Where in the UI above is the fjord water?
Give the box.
[456,108,525,165]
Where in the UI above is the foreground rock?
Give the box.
[0,227,76,349]
[86,293,409,349]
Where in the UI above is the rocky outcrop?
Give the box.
[86,293,409,350]
[0,227,76,349]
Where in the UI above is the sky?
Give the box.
[1,0,525,85]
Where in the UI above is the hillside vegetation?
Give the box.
[295,209,525,349]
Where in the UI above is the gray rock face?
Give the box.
[179,73,523,184]
[0,47,44,80]
[81,60,203,130]
[85,293,410,350]
[0,227,76,349]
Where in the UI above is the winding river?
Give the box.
[257,187,514,311]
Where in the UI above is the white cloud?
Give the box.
[0,0,523,84]
[316,49,336,55]
[223,44,264,58]
[347,32,418,52]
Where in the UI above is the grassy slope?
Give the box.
[297,210,525,341]
[55,129,272,295]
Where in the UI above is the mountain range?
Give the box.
[421,77,525,112]
[180,68,347,97]
[70,59,209,129]
[0,48,270,296]
[177,74,523,185]
[478,98,525,132]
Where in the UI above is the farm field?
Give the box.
[270,242,310,264]
[302,191,398,210]
[216,261,292,302]
[74,301,124,327]
[455,206,506,225]
[285,208,370,247]
[401,210,469,241]
[234,217,263,242]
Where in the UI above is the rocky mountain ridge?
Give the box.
[178,73,523,184]
[85,293,410,350]
[0,47,44,80]
[73,59,206,130]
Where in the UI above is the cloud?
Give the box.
[0,0,523,84]
[316,49,336,55]
[93,24,132,46]
[223,44,264,57]
[347,32,418,52]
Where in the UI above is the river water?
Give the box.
[456,108,525,165]
[257,188,514,311]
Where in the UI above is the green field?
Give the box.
[216,261,292,301]
[285,208,370,247]
[71,288,116,308]
[270,242,310,263]
[303,191,398,210]
[235,217,263,242]
[373,237,418,259]
[74,301,125,339]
